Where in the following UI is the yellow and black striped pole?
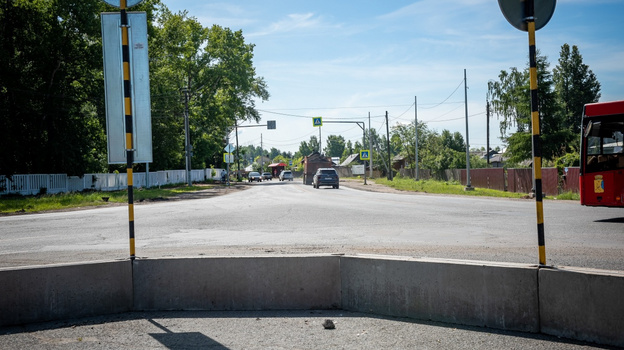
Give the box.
[526,5,546,265]
[120,0,136,260]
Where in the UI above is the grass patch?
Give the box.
[553,191,580,201]
[372,177,574,200]
[0,184,212,214]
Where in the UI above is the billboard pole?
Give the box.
[119,0,136,261]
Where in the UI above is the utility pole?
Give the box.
[235,121,241,180]
[385,111,392,181]
[486,100,490,167]
[261,133,264,172]
[414,96,419,180]
[464,69,473,190]
[183,87,192,186]
[226,130,230,186]
[369,112,373,178]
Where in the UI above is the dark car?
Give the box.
[248,171,262,182]
[262,172,273,181]
[312,168,339,189]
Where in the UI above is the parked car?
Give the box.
[312,168,339,189]
[262,172,273,181]
[248,171,262,182]
[279,170,294,181]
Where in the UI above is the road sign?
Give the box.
[223,153,234,163]
[360,150,370,161]
[498,0,556,32]
[267,120,276,129]
[102,12,152,164]
[313,117,323,127]
[224,144,234,153]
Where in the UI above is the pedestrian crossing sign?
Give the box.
[360,150,370,160]
[313,117,323,127]
[223,153,234,163]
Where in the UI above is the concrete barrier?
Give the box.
[0,260,132,326]
[1,255,623,347]
[340,256,539,333]
[539,266,624,347]
[132,256,341,311]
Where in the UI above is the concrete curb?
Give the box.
[1,255,622,347]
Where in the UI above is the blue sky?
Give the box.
[161,0,624,155]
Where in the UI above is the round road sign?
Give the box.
[498,0,556,32]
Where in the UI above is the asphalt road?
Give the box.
[1,181,622,349]
[1,180,623,270]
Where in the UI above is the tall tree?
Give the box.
[553,44,601,135]
[324,135,346,157]
[487,46,599,164]
[298,136,319,156]
[149,9,269,170]
[0,0,111,175]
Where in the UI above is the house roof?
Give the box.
[268,163,286,167]
[340,153,360,166]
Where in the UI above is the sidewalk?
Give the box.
[0,310,607,350]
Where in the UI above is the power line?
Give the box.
[419,79,465,110]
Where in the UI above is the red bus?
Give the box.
[580,100,624,207]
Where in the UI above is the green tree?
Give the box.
[553,44,601,136]
[324,135,346,157]
[341,140,354,162]
[487,46,599,164]
[441,130,465,152]
[0,0,113,175]
[298,136,319,156]
[149,8,268,171]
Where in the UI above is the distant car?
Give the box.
[262,172,273,181]
[279,170,294,181]
[248,171,262,182]
[312,168,339,189]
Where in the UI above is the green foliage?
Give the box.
[554,152,580,170]
[488,44,601,164]
[553,44,601,136]
[324,135,346,157]
[1,1,268,176]
[0,0,109,175]
[298,136,319,157]
[150,10,269,171]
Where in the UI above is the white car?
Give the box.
[279,170,294,181]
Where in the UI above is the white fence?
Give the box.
[0,168,226,196]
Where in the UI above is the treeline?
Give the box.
[0,0,268,176]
